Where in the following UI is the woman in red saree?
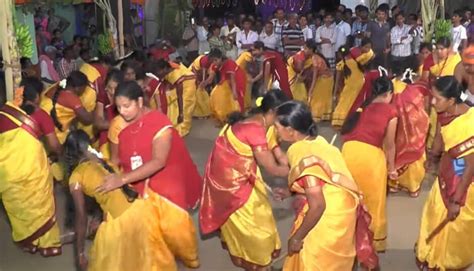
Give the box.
[200,90,290,270]
[251,41,293,99]
[388,64,430,197]
[207,49,247,124]
[97,81,202,210]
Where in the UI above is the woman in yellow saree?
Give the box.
[78,59,110,140]
[332,39,374,128]
[287,49,312,103]
[64,130,199,271]
[188,54,213,118]
[273,101,378,270]
[388,65,430,197]
[426,37,463,148]
[341,75,398,252]
[0,101,61,257]
[207,49,247,124]
[154,59,197,137]
[200,90,290,270]
[303,40,334,122]
[416,76,474,271]
[40,71,94,144]
[236,50,258,109]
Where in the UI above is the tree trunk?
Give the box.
[0,0,22,102]
[118,0,125,56]
[144,0,160,47]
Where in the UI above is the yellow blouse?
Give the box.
[69,161,130,219]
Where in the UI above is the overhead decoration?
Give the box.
[192,0,239,8]
[255,0,309,13]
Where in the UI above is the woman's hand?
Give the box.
[287,237,304,256]
[96,174,124,193]
[447,201,461,221]
[272,187,291,201]
[388,170,399,180]
[78,253,88,271]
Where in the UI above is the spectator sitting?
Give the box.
[57,45,78,80]
[39,45,60,84]
[52,29,65,51]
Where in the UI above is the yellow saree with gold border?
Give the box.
[416,107,474,270]
[283,137,358,271]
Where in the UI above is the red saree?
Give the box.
[199,124,266,235]
[393,82,430,172]
[348,70,379,114]
[118,110,202,209]
[263,51,292,98]
[147,78,169,114]
[217,59,247,112]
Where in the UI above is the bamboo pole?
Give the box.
[118,0,125,57]
[0,0,21,102]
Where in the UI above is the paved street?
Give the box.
[0,119,467,271]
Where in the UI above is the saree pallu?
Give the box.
[89,189,199,271]
[332,49,374,127]
[209,82,241,124]
[342,140,387,252]
[175,78,197,137]
[79,63,103,141]
[389,81,429,193]
[284,137,378,270]
[309,75,334,122]
[200,125,281,268]
[416,107,474,270]
[0,104,61,256]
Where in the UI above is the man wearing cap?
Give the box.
[455,44,474,104]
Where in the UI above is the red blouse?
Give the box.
[263,50,292,98]
[342,103,398,148]
[118,110,202,209]
[231,122,268,150]
[215,59,247,111]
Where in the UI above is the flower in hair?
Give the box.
[460,91,468,102]
[341,47,346,52]
[13,87,24,107]
[87,145,104,159]
[255,97,264,107]
[59,79,67,89]
[356,108,363,113]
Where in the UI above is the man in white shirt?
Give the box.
[452,10,468,53]
[316,13,337,69]
[391,13,413,63]
[220,15,240,60]
[236,18,258,55]
[259,21,279,50]
[197,17,210,55]
[335,10,351,51]
[299,15,313,41]
[271,8,288,53]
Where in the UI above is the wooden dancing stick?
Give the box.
[425,217,450,243]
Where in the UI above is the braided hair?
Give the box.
[64,130,138,202]
[20,77,43,115]
[51,71,88,131]
[340,72,393,135]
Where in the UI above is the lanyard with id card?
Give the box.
[131,155,144,170]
